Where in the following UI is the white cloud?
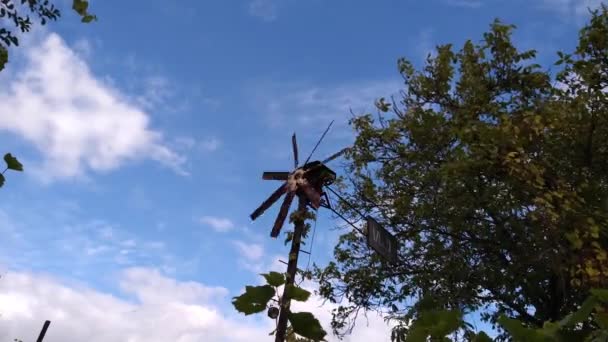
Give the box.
[199,216,235,232]
[0,268,269,342]
[0,33,187,182]
[119,267,228,305]
[232,240,265,261]
[0,268,393,342]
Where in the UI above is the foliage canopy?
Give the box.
[315,5,608,340]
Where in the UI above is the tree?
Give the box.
[315,5,608,340]
[0,0,96,71]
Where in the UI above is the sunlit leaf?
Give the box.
[231,285,275,315]
[262,272,285,287]
[72,0,89,15]
[288,311,327,341]
[4,153,23,171]
[286,284,311,302]
[82,14,97,23]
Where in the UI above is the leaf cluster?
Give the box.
[315,5,608,340]
[0,153,23,187]
[232,271,327,341]
[393,289,608,342]
[0,0,96,70]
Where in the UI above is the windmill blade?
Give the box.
[322,147,350,164]
[262,171,290,181]
[303,120,334,165]
[250,183,288,221]
[270,191,295,238]
[292,133,299,168]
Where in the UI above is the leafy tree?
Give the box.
[0,0,96,71]
[315,4,608,340]
[394,288,608,341]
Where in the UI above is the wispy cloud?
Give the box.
[200,137,221,152]
[538,0,604,18]
[199,216,235,232]
[444,0,482,8]
[0,205,174,275]
[232,240,265,262]
[248,0,279,21]
[251,79,402,134]
[413,28,436,63]
[0,33,187,182]
[172,136,221,153]
[134,75,176,110]
[232,240,268,273]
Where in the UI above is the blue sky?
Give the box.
[0,0,603,341]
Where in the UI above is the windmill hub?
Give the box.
[287,168,306,192]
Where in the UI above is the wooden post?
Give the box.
[36,320,51,342]
[275,195,307,342]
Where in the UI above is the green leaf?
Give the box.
[471,331,494,342]
[0,173,4,188]
[72,0,89,15]
[559,296,597,327]
[288,311,327,341]
[4,153,23,171]
[286,284,311,302]
[591,289,608,302]
[0,45,7,72]
[82,14,97,23]
[231,285,275,315]
[539,321,560,337]
[285,231,294,245]
[594,313,608,329]
[262,272,285,287]
[497,315,546,341]
[428,310,463,338]
[404,325,429,342]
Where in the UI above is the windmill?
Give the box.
[249,123,349,238]
[249,122,349,342]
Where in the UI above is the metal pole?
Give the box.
[275,195,307,342]
[36,320,51,342]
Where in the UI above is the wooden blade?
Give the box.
[322,147,350,164]
[270,191,295,238]
[262,171,289,181]
[292,133,299,168]
[250,183,287,221]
